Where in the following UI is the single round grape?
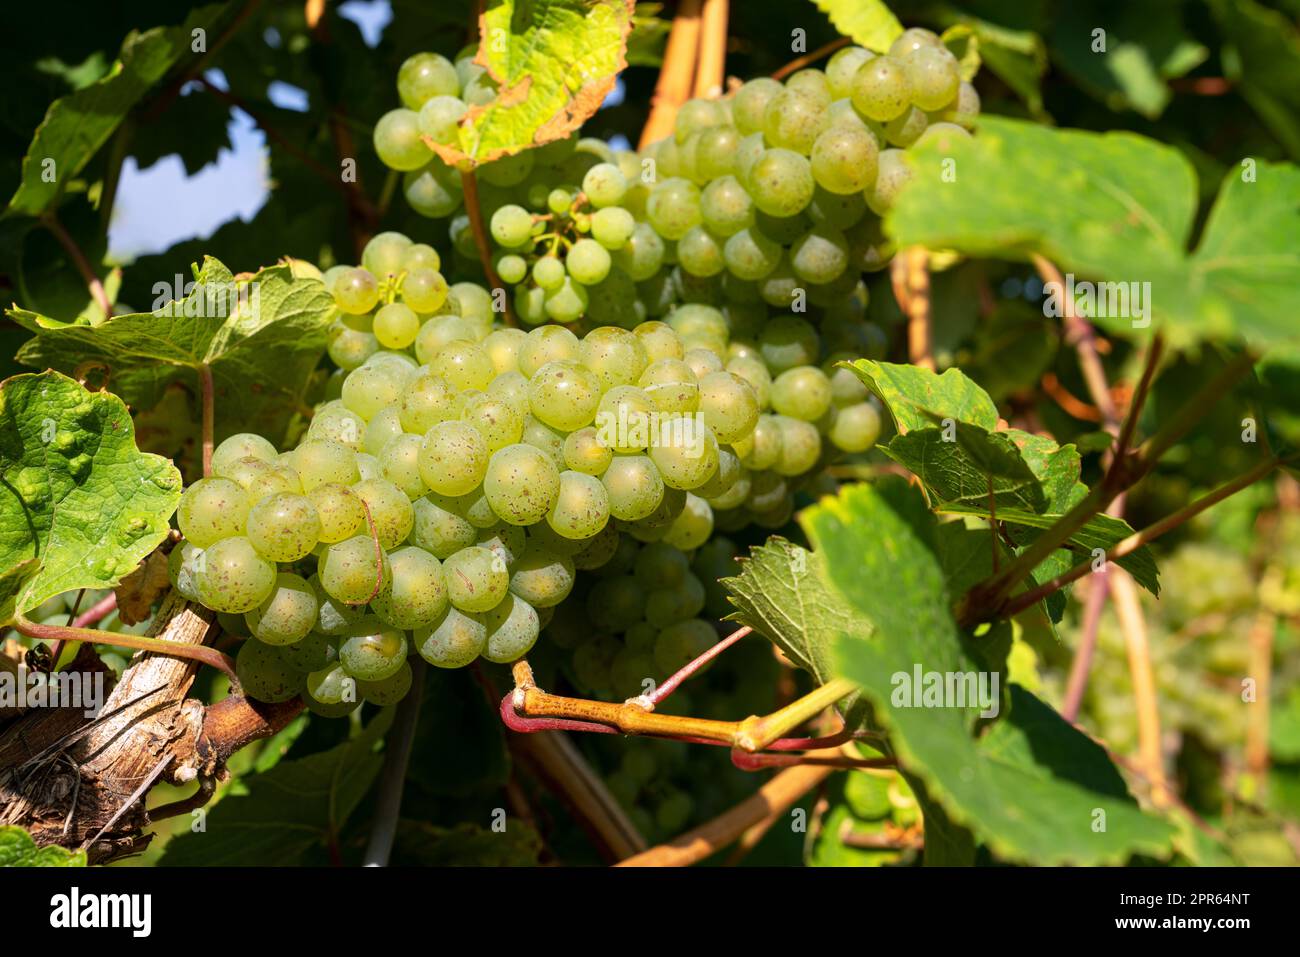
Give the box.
[662,494,714,551]
[410,492,477,558]
[697,371,760,445]
[723,227,783,280]
[682,347,724,381]
[529,361,601,431]
[508,546,576,607]
[480,593,540,664]
[763,89,830,154]
[700,175,755,237]
[195,536,276,614]
[310,574,364,636]
[865,148,914,215]
[352,478,414,550]
[307,483,365,543]
[582,162,628,208]
[362,404,403,458]
[546,470,610,539]
[567,238,612,285]
[333,267,380,315]
[591,207,636,249]
[418,421,488,496]
[850,55,911,121]
[646,177,702,240]
[212,433,277,477]
[790,225,850,284]
[749,149,815,218]
[403,242,441,273]
[292,439,361,491]
[759,316,820,373]
[319,535,390,606]
[168,541,204,601]
[810,125,880,195]
[376,433,425,499]
[443,545,510,612]
[246,492,320,562]
[339,617,408,682]
[695,125,742,181]
[544,277,589,323]
[571,521,621,570]
[634,321,684,363]
[236,637,301,703]
[884,105,928,147]
[484,443,562,526]
[328,322,379,370]
[461,393,524,454]
[936,80,980,130]
[594,384,656,453]
[245,572,318,645]
[374,108,431,171]
[309,403,366,451]
[725,356,773,409]
[902,45,961,110]
[479,149,535,187]
[771,366,833,422]
[477,523,527,570]
[355,451,383,481]
[416,92,468,145]
[579,326,648,391]
[521,414,566,467]
[649,421,718,491]
[677,226,726,278]
[564,426,614,475]
[404,163,463,218]
[370,302,418,351]
[601,455,665,521]
[178,478,250,547]
[362,231,412,280]
[402,267,449,313]
[484,329,527,376]
[638,358,699,415]
[828,401,883,453]
[305,663,357,706]
[496,253,527,284]
[400,375,456,434]
[732,77,783,134]
[357,660,413,705]
[398,52,459,109]
[490,204,534,248]
[342,362,409,422]
[734,414,783,471]
[773,415,822,476]
[415,605,487,668]
[826,46,876,98]
[429,340,494,392]
[518,324,580,377]
[613,222,666,281]
[279,630,341,673]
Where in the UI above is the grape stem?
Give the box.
[198,362,215,477]
[771,36,852,81]
[460,169,517,328]
[12,611,238,685]
[363,657,426,866]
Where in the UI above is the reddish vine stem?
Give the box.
[198,363,215,477]
[41,213,112,319]
[772,36,852,80]
[460,170,516,327]
[648,625,750,705]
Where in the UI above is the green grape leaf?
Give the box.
[408,668,509,796]
[1211,0,1300,159]
[940,25,981,83]
[884,425,1047,512]
[846,359,1000,433]
[5,5,227,218]
[804,482,1176,865]
[0,825,88,866]
[626,2,672,67]
[931,8,1047,113]
[391,821,543,866]
[810,0,904,52]
[11,257,335,448]
[888,116,1300,349]
[722,535,869,685]
[0,371,181,623]
[1270,686,1300,762]
[158,708,393,866]
[430,0,636,166]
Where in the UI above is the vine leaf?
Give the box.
[5,4,228,218]
[803,482,1176,865]
[10,257,335,448]
[1210,0,1300,159]
[0,825,87,866]
[158,708,393,866]
[0,371,181,624]
[429,0,636,167]
[810,0,903,52]
[887,116,1300,348]
[391,821,543,866]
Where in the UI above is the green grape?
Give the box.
[564,426,615,475]
[723,227,782,280]
[402,243,441,273]
[682,346,722,378]
[758,316,819,373]
[339,617,408,682]
[362,231,412,280]
[402,267,449,313]
[374,108,432,171]
[352,478,414,550]
[790,224,850,284]
[398,52,458,109]
[418,421,488,496]
[762,90,830,154]
[377,433,425,499]
[319,534,390,606]
[362,404,403,458]
[646,573,707,629]
[481,593,540,663]
[601,455,665,521]
[328,322,380,370]
[810,126,880,195]
[850,55,911,121]
[633,541,688,588]
[697,371,760,444]
[771,366,833,422]
[518,324,580,376]
[902,45,960,110]
[279,630,340,673]
[195,536,276,614]
[785,68,833,103]
[531,259,565,293]
[219,457,279,494]
[304,483,364,544]
[662,494,713,551]
[773,415,822,475]
[676,226,726,277]
[415,605,487,668]
[168,541,204,601]
[865,148,913,215]
[477,523,527,570]
[634,321,684,363]
[735,414,783,471]
[567,238,612,285]
[700,176,755,237]
[178,478,250,547]
[404,163,463,218]
[333,267,380,315]
[311,574,364,636]
[292,439,360,492]
[399,375,455,434]
[748,149,815,218]
[546,470,610,539]
[647,178,703,240]
[674,97,725,143]
[245,572,318,646]
[695,125,741,181]
[579,326,649,391]
[734,131,767,190]
[544,277,589,323]
[808,183,868,231]
[828,401,882,452]
[357,660,413,705]
[246,492,320,562]
[528,361,601,431]
[341,363,406,421]
[461,392,524,453]
[638,358,699,414]
[236,638,301,703]
[246,463,304,504]
[732,77,783,134]
[612,222,666,281]
[519,415,564,469]
[415,86,468,139]
[429,340,494,392]
[725,356,773,409]
[883,105,928,147]
[479,150,535,187]
[490,204,534,248]
[596,385,655,453]
[649,420,718,490]
[484,329,527,375]
[443,545,509,612]
[591,207,636,250]
[483,443,562,526]
[508,546,576,607]
[410,492,478,558]
[309,403,366,450]
[212,433,277,477]
[355,452,383,481]
[497,253,528,284]
[305,662,357,706]
[826,46,875,98]
[936,80,980,129]
[654,619,716,674]
[582,163,628,208]
[571,522,621,569]
[371,303,418,350]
